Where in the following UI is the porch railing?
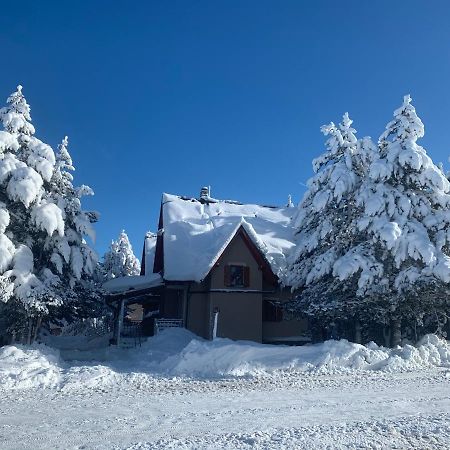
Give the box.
[154,318,184,334]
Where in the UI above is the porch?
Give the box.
[103,274,188,347]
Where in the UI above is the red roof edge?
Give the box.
[214,225,278,286]
[153,199,164,274]
[140,241,146,275]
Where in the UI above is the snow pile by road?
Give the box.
[374,334,450,372]
[0,344,62,389]
[134,329,450,377]
[1,329,450,390]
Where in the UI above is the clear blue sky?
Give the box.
[1,1,450,258]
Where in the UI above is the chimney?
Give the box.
[200,186,210,200]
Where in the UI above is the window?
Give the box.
[224,265,250,288]
[263,299,283,322]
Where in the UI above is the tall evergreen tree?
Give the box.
[287,97,450,345]
[0,86,100,343]
[356,95,450,343]
[103,230,141,280]
[286,113,374,331]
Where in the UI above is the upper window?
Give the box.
[224,265,250,288]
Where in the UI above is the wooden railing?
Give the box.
[154,318,184,334]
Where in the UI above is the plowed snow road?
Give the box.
[1,369,449,449]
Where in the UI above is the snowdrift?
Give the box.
[0,344,62,389]
[1,329,450,390]
[133,329,450,377]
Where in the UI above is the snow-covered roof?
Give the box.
[155,193,296,282]
[103,273,163,295]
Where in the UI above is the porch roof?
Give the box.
[103,273,163,295]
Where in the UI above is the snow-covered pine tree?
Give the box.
[355,95,450,344]
[44,136,102,323]
[103,230,141,280]
[286,113,375,339]
[288,96,450,345]
[0,86,100,343]
[286,194,294,208]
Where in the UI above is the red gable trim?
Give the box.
[140,242,146,276]
[215,225,278,286]
[153,200,164,274]
[238,227,278,286]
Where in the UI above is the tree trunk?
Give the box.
[32,316,42,343]
[383,326,390,347]
[26,317,33,345]
[354,320,362,344]
[391,318,402,347]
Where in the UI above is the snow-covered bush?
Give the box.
[287,97,450,345]
[103,230,141,280]
[0,86,101,344]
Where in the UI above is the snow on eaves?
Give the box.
[103,273,163,295]
[160,193,296,282]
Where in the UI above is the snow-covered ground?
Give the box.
[1,330,450,449]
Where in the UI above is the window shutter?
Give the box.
[224,265,231,287]
[243,266,250,287]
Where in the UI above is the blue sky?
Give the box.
[1,1,450,258]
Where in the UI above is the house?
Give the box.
[104,188,309,346]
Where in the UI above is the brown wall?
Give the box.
[209,232,264,342]
[176,231,309,343]
[262,318,309,342]
[187,292,209,337]
[210,292,262,341]
[261,286,309,343]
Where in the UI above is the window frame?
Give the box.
[224,264,250,288]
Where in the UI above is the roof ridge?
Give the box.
[164,192,283,209]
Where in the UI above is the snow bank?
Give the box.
[133,329,450,377]
[0,341,121,391]
[0,344,62,389]
[371,334,450,372]
[1,330,449,391]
